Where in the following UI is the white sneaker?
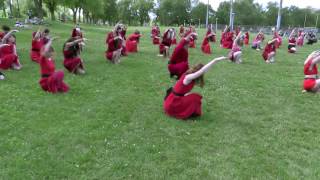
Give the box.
[0,74,5,80]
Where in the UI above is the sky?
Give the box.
[199,0,320,10]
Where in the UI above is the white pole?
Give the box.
[316,15,319,28]
[206,0,209,28]
[276,0,283,31]
[229,0,233,30]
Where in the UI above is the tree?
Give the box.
[134,0,154,26]
[33,0,44,18]
[0,0,7,17]
[191,2,214,25]
[158,0,191,25]
[44,0,59,20]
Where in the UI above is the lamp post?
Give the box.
[229,0,233,30]
[276,0,283,31]
[206,0,209,28]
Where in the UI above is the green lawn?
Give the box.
[1,19,320,179]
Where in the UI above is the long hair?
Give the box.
[185,64,205,88]
[63,37,80,57]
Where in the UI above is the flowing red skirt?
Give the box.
[64,57,83,73]
[153,38,160,45]
[222,40,233,49]
[189,40,196,48]
[0,54,19,70]
[168,62,189,78]
[164,93,202,119]
[30,50,41,63]
[201,44,211,54]
[39,71,69,93]
[303,79,316,91]
[105,51,113,60]
[244,38,249,45]
[172,39,177,45]
[126,40,138,53]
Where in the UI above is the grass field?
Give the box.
[1,19,320,179]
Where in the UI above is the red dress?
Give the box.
[201,37,211,54]
[164,74,202,119]
[125,34,141,53]
[168,39,189,78]
[39,56,69,93]
[184,30,196,48]
[151,28,160,45]
[273,32,282,48]
[288,38,296,53]
[105,33,122,60]
[262,43,276,61]
[30,39,43,63]
[244,32,249,45]
[222,32,233,49]
[63,49,83,73]
[159,31,172,55]
[0,44,19,70]
[303,58,317,91]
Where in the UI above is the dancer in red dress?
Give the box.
[125,30,142,53]
[168,32,197,79]
[228,32,244,64]
[185,26,196,48]
[63,37,86,74]
[297,29,305,47]
[272,28,282,48]
[30,29,43,63]
[262,38,278,64]
[244,31,250,45]
[0,30,22,70]
[39,38,69,93]
[221,26,234,49]
[159,28,175,58]
[164,56,227,120]
[105,24,123,64]
[151,25,161,45]
[288,29,297,53]
[201,25,216,54]
[252,30,264,50]
[71,26,83,39]
[0,25,11,80]
[302,50,320,93]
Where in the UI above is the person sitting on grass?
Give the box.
[158,28,175,58]
[63,37,87,74]
[201,25,216,54]
[0,30,22,70]
[151,25,161,45]
[302,50,320,93]
[105,24,124,64]
[306,31,317,45]
[168,32,197,79]
[39,38,69,93]
[228,32,244,64]
[244,31,250,45]
[30,29,44,63]
[288,28,297,53]
[164,56,227,120]
[262,38,278,64]
[125,30,142,53]
[221,26,234,49]
[252,30,264,51]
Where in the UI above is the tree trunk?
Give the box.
[50,9,55,20]
[78,8,81,23]
[72,8,78,24]
[16,0,20,17]
[33,0,43,18]
[8,0,13,18]
[2,5,6,17]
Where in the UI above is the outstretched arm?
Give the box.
[183,57,227,85]
[289,29,296,39]
[2,30,19,42]
[65,38,86,49]
[308,53,320,71]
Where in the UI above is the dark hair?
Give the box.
[64,37,80,57]
[2,25,10,32]
[186,64,205,87]
[44,29,50,34]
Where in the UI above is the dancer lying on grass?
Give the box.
[164,56,227,120]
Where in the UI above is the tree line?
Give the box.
[0,0,319,27]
